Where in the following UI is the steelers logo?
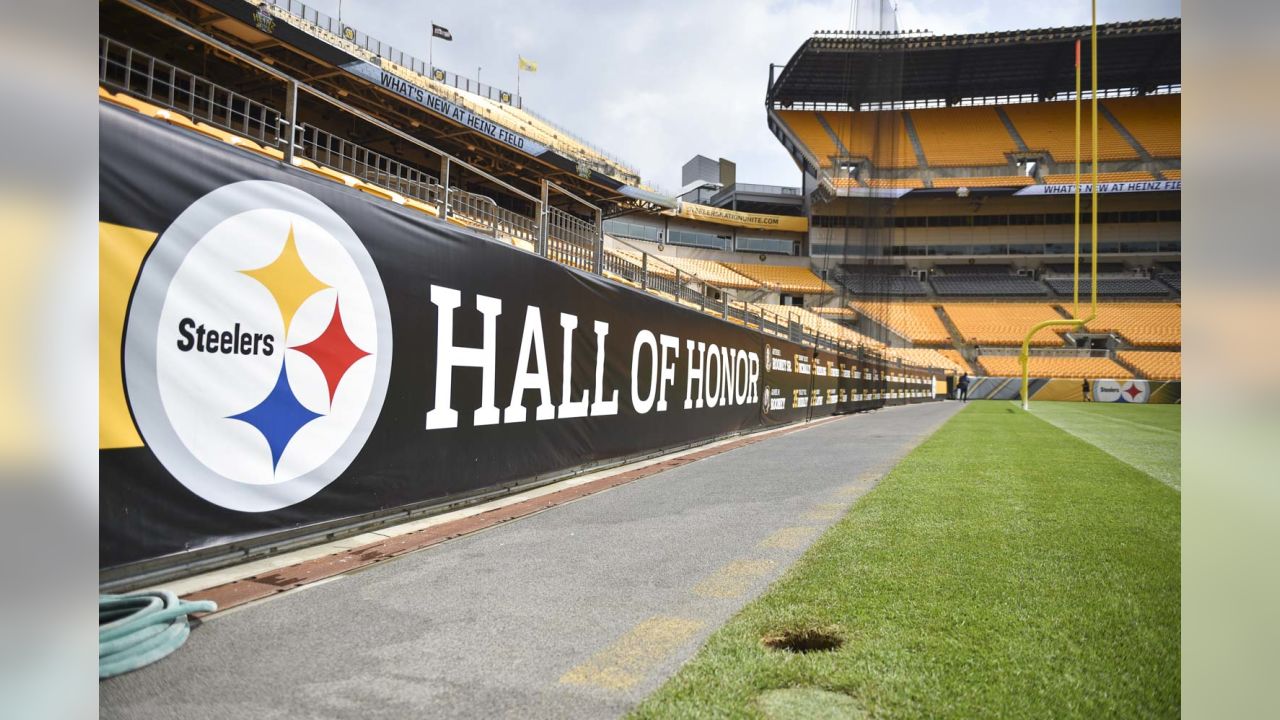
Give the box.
[125,181,392,512]
[1093,378,1150,403]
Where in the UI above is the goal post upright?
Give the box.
[1020,0,1100,410]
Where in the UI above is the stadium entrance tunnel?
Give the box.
[761,626,845,653]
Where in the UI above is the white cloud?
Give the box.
[311,0,1180,191]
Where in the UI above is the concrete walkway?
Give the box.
[101,402,962,720]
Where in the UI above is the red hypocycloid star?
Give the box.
[292,298,371,405]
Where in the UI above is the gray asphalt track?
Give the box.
[101,401,962,719]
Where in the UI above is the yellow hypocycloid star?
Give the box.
[240,224,330,335]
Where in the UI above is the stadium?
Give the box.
[98,0,1180,717]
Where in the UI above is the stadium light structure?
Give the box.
[1018,0,1100,411]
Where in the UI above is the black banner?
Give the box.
[99,102,937,575]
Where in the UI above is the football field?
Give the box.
[633,401,1180,719]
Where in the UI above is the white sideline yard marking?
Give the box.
[1059,408,1179,436]
[1024,402,1181,491]
[692,559,776,598]
[559,616,704,690]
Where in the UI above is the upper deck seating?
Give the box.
[978,354,1132,379]
[1118,350,1181,380]
[1003,100,1139,162]
[721,263,832,294]
[1044,276,1171,297]
[777,110,840,165]
[942,303,1068,346]
[1074,303,1181,346]
[838,274,928,296]
[908,106,1019,166]
[851,301,951,345]
[930,274,1048,296]
[1104,95,1181,158]
[823,111,919,169]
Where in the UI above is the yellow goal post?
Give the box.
[1019,0,1100,410]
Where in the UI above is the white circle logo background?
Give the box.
[1118,379,1150,403]
[125,181,393,512]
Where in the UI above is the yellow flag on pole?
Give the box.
[518,56,538,72]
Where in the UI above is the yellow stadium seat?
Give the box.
[908,106,1018,166]
[358,183,406,204]
[851,302,951,345]
[152,108,199,132]
[752,304,883,348]
[823,111,918,169]
[1117,350,1181,380]
[1042,171,1155,184]
[243,141,285,160]
[938,348,975,374]
[191,121,242,145]
[105,91,163,117]
[978,354,1131,379]
[310,165,363,188]
[863,177,924,189]
[882,347,964,373]
[1003,100,1139,162]
[720,263,832,294]
[402,197,440,217]
[941,303,1067,346]
[647,256,759,289]
[931,175,1035,188]
[777,111,840,166]
[1074,303,1180,347]
[1105,95,1180,158]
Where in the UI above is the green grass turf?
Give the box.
[631,402,1180,719]
[1028,402,1181,490]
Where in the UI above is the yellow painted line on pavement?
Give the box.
[559,616,704,690]
[802,503,846,522]
[832,483,871,499]
[759,526,819,550]
[859,467,889,482]
[692,559,776,598]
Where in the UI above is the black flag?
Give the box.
[432,24,452,41]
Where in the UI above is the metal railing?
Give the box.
[297,124,442,205]
[99,34,282,146]
[982,347,1112,358]
[448,189,538,244]
[546,207,598,271]
[100,15,946,374]
[719,182,803,196]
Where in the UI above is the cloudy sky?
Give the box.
[313,0,1180,192]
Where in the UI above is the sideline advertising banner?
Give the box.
[99,103,936,577]
[1014,179,1181,196]
[964,377,1181,403]
[671,202,809,233]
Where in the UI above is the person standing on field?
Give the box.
[1082,378,1091,401]
[958,373,970,402]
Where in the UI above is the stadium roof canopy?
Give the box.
[768,18,1180,107]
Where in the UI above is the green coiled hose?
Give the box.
[99,590,217,679]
